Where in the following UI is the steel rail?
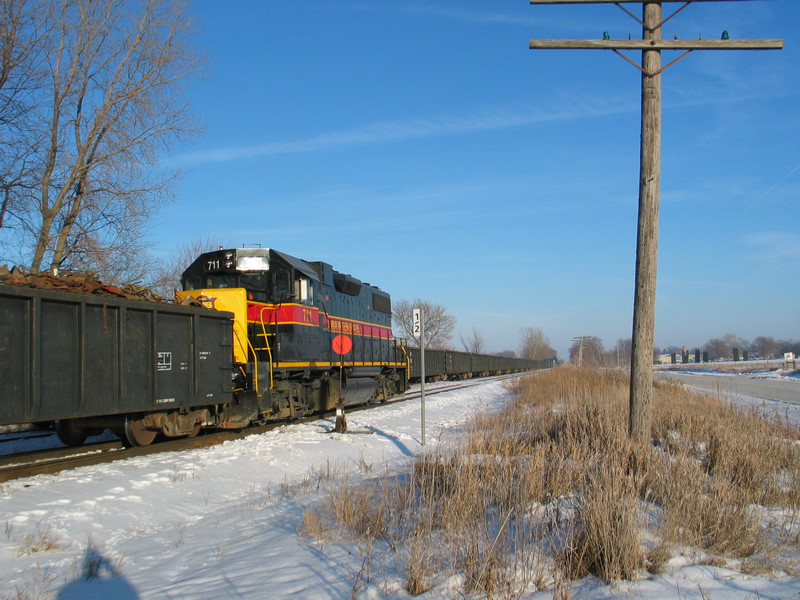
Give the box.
[0,371,541,483]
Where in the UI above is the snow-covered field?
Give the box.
[1,376,799,600]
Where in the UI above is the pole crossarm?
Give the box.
[529,39,783,50]
[531,0,770,4]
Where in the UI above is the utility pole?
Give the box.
[572,336,591,367]
[528,0,782,444]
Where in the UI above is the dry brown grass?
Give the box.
[300,367,800,597]
[5,522,66,557]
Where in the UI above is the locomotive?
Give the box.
[0,247,543,448]
[177,246,409,425]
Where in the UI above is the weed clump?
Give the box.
[301,367,800,597]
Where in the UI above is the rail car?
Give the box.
[0,283,234,446]
[404,348,545,381]
[0,247,544,447]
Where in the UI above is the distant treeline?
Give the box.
[567,335,799,367]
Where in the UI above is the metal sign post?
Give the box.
[413,308,426,446]
[331,334,353,433]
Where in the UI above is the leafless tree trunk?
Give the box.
[1,0,201,277]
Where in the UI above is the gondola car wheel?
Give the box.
[55,419,88,446]
[123,416,157,446]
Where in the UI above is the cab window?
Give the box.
[240,272,269,301]
[205,275,237,289]
[273,266,291,302]
[294,277,313,305]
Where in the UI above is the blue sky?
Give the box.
[152,1,799,359]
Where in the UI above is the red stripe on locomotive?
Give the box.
[246,302,392,339]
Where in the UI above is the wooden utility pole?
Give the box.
[572,336,591,367]
[630,1,662,446]
[528,0,782,444]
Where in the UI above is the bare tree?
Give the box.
[751,336,780,359]
[613,338,632,366]
[0,0,47,236]
[393,298,456,350]
[0,0,202,276]
[459,326,485,354]
[520,327,556,361]
[724,333,749,360]
[569,336,604,367]
[703,337,730,361]
[148,235,226,300]
[779,339,800,356]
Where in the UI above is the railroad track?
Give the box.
[0,371,534,483]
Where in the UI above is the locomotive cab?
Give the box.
[181,247,315,305]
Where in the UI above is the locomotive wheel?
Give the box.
[186,423,201,438]
[123,416,157,446]
[55,419,88,446]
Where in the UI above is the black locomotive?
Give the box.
[0,247,544,447]
[178,247,409,425]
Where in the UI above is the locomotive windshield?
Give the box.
[182,269,273,302]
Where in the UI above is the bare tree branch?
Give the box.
[460,326,486,354]
[520,327,557,361]
[393,298,456,350]
[147,235,226,300]
[0,0,202,278]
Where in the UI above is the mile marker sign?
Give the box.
[412,307,426,446]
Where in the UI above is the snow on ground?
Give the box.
[1,377,799,600]
[660,365,800,382]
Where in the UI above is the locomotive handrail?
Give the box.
[245,336,262,397]
[398,341,410,382]
[258,306,276,390]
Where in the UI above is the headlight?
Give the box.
[236,255,270,271]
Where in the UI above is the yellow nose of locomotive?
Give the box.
[177,288,249,365]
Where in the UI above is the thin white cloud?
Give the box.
[345,2,546,28]
[172,98,635,166]
[744,231,800,262]
[746,163,800,210]
[393,4,543,28]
